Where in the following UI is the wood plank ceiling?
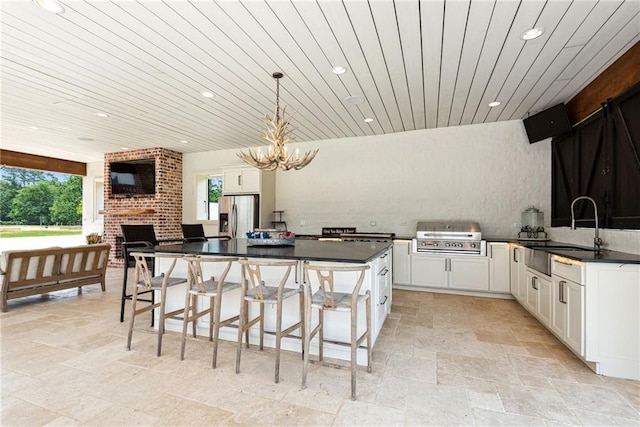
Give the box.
[1,0,639,163]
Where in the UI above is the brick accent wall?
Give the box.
[103,148,182,267]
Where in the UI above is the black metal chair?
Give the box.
[120,224,182,324]
[181,224,231,243]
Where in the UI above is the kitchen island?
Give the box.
[143,239,393,365]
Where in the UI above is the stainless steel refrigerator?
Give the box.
[218,194,260,238]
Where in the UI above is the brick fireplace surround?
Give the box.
[103,148,182,267]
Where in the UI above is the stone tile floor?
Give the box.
[1,268,639,426]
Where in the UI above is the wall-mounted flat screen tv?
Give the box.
[109,158,155,197]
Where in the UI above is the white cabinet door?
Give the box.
[392,241,411,285]
[450,257,489,291]
[222,169,243,193]
[565,280,584,355]
[510,246,525,301]
[536,275,552,327]
[411,255,447,288]
[241,169,260,192]
[551,276,566,337]
[489,243,510,292]
[517,248,526,301]
[525,270,537,313]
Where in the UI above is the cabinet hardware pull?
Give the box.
[559,280,567,304]
[532,276,538,290]
[555,259,574,266]
[381,253,388,259]
[379,296,388,305]
[238,175,241,186]
[513,249,518,263]
[379,268,388,276]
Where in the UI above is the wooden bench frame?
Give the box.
[0,243,111,312]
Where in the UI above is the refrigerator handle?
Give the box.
[232,203,238,239]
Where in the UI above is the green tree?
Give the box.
[209,178,222,203]
[50,176,82,225]
[1,168,55,187]
[10,181,58,225]
[0,181,18,222]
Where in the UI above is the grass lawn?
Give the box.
[0,230,82,238]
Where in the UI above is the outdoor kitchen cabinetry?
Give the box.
[222,167,260,194]
[550,258,584,356]
[525,269,552,327]
[489,243,510,292]
[411,254,489,291]
[392,240,411,285]
[509,245,526,302]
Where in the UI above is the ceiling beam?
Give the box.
[566,41,640,125]
[0,150,87,176]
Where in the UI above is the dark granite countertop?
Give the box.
[143,239,392,264]
[485,237,640,264]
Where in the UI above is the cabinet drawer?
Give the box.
[551,257,583,284]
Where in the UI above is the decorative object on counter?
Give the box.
[246,229,295,246]
[321,227,357,237]
[570,196,603,252]
[518,206,549,241]
[85,232,102,244]
[237,72,318,171]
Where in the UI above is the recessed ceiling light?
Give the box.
[77,137,94,142]
[180,140,188,144]
[332,66,347,75]
[201,91,214,98]
[521,27,544,41]
[345,95,365,105]
[364,117,374,123]
[488,101,501,107]
[34,0,65,14]
[28,126,39,130]
[94,112,109,118]
[121,147,129,151]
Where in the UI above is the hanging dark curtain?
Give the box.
[551,82,640,229]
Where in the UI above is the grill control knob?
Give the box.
[470,243,476,248]
[433,242,438,247]
[445,243,451,247]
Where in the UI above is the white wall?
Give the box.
[277,120,550,238]
[183,120,551,238]
[82,161,104,237]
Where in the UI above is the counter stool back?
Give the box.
[181,224,231,243]
[120,225,159,324]
[235,259,304,383]
[127,252,188,357]
[181,255,241,368]
[302,262,372,400]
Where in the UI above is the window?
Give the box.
[196,174,223,221]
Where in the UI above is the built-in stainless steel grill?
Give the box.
[414,221,485,255]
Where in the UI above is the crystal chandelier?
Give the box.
[237,72,318,171]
